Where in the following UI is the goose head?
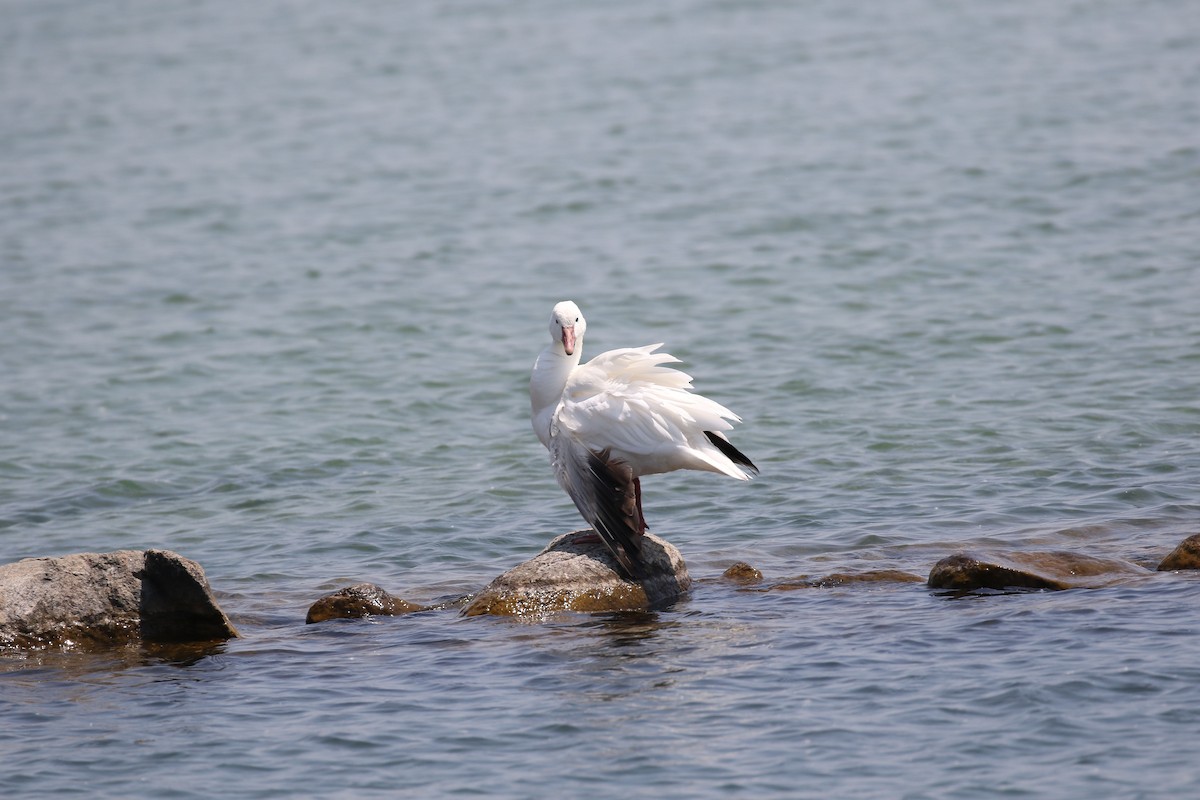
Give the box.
[550,300,586,356]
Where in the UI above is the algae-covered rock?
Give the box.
[306,583,427,623]
[1157,534,1200,571]
[462,530,690,617]
[722,562,764,584]
[0,549,239,650]
[928,550,1149,592]
[764,569,925,590]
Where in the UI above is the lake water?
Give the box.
[3,0,1199,796]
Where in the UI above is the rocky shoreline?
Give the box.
[300,530,1200,622]
[2,532,1197,651]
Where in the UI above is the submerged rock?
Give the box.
[763,569,926,590]
[722,561,763,585]
[306,583,426,623]
[462,530,690,617]
[0,550,239,650]
[928,550,1150,592]
[1157,534,1200,571]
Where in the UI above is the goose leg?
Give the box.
[634,477,647,533]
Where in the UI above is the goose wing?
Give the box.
[549,423,644,578]
[558,344,755,479]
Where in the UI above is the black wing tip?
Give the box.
[704,431,759,475]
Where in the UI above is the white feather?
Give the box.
[556,344,750,479]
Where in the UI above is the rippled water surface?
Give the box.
[3,0,1199,797]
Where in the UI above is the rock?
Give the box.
[763,569,926,590]
[306,583,426,624]
[1157,534,1200,571]
[722,561,763,584]
[0,549,239,650]
[928,550,1150,592]
[462,530,690,617]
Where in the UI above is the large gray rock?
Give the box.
[462,530,690,617]
[0,549,239,650]
[928,550,1150,592]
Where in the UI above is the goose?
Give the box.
[530,300,757,577]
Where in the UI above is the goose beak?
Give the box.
[562,325,576,355]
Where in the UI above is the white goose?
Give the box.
[530,300,757,577]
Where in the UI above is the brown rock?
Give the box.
[462,530,690,617]
[765,569,925,590]
[306,583,426,624]
[928,550,1149,592]
[1157,534,1200,571]
[0,550,239,650]
[722,562,763,584]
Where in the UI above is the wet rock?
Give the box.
[764,569,926,590]
[0,550,239,650]
[928,550,1150,592]
[1157,534,1200,571]
[462,530,690,617]
[722,561,763,584]
[306,583,426,624]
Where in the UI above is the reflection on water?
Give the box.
[0,640,233,678]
